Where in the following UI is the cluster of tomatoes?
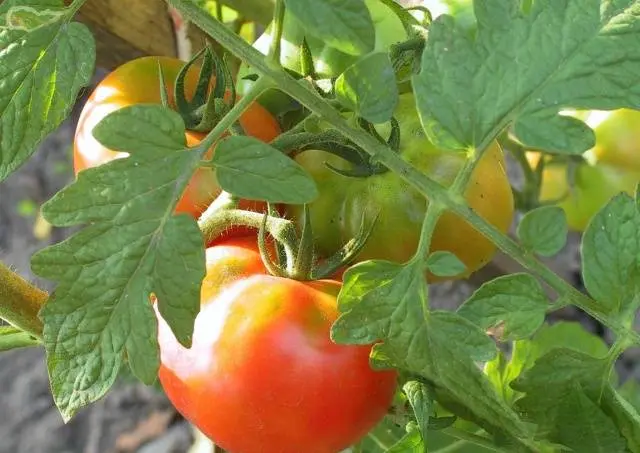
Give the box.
[72,1,639,450]
[72,56,515,452]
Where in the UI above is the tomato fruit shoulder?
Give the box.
[74,56,281,220]
[156,236,398,453]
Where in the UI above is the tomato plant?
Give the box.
[74,56,281,219]
[289,93,515,279]
[156,236,397,453]
[3,2,640,453]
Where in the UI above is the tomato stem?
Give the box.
[267,0,286,63]
[0,262,46,340]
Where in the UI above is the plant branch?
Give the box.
[166,0,640,346]
[0,262,47,339]
[267,0,285,62]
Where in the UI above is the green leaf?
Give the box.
[413,0,640,152]
[607,384,640,453]
[332,261,532,448]
[386,428,423,452]
[4,4,65,30]
[0,0,94,180]
[283,0,375,56]
[355,415,406,452]
[619,379,640,413]
[517,206,568,257]
[582,194,640,319]
[554,386,627,453]
[457,273,548,341]
[485,321,609,405]
[0,326,40,351]
[425,251,466,277]
[403,381,431,442]
[30,105,206,421]
[211,136,318,204]
[335,52,398,123]
[513,349,633,452]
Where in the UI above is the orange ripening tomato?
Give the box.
[156,236,398,453]
[74,56,281,219]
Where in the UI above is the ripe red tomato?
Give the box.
[74,56,281,219]
[156,236,398,453]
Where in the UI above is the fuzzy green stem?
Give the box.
[66,0,86,17]
[198,76,274,152]
[267,0,285,63]
[0,262,46,339]
[199,208,296,247]
[166,0,640,346]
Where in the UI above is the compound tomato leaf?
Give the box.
[425,251,466,277]
[414,0,640,153]
[485,321,611,406]
[512,349,634,452]
[335,52,398,123]
[211,136,318,204]
[0,326,40,352]
[283,0,374,56]
[517,206,568,257]
[30,105,206,421]
[582,193,640,320]
[332,261,532,448]
[0,0,94,180]
[457,273,549,341]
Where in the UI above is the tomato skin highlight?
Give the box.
[288,93,515,280]
[74,56,281,219]
[156,236,398,453]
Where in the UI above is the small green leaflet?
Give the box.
[386,428,423,452]
[582,194,640,320]
[30,105,206,421]
[457,273,549,341]
[0,325,40,351]
[403,380,432,444]
[517,206,568,257]
[335,52,398,124]
[425,251,466,277]
[512,349,640,452]
[0,0,94,180]
[331,261,534,448]
[283,0,374,56]
[413,0,640,153]
[485,321,610,406]
[5,5,64,30]
[211,136,318,204]
[619,379,640,413]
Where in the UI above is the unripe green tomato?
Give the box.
[586,109,640,171]
[288,93,515,280]
[529,152,640,232]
